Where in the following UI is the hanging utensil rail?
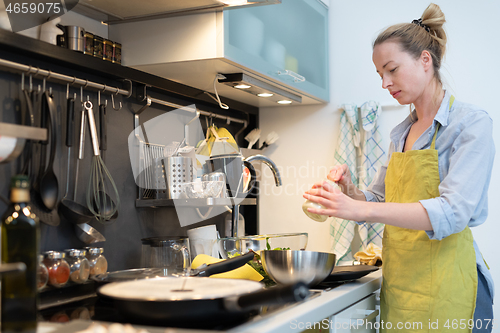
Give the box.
[0,57,248,135]
[134,93,248,141]
[0,58,132,97]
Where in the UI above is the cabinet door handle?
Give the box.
[276,69,306,83]
[359,309,379,324]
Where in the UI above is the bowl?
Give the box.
[261,250,336,286]
[181,181,225,199]
[217,233,308,259]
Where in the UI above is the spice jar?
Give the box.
[37,255,49,290]
[64,249,90,284]
[85,247,108,277]
[43,251,70,288]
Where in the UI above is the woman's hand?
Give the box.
[327,164,353,193]
[326,164,366,200]
[303,180,364,222]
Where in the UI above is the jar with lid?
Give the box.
[85,247,107,277]
[63,249,90,284]
[37,255,49,290]
[43,251,70,288]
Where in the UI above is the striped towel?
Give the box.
[330,102,385,264]
[358,101,385,250]
[330,104,359,264]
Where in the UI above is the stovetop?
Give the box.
[39,281,345,330]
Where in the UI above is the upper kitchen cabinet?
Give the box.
[108,0,329,107]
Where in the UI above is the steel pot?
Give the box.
[261,250,336,287]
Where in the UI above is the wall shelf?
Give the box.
[0,122,47,141]
[136,197,256,208]
[0,29,258,116]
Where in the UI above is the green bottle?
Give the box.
[1,175,39,333]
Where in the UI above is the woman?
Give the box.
[304,3,494,333]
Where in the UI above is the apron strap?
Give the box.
[430,124,440,149]
[431,95,455,150]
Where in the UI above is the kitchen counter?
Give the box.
[230,269,382,332]
[36,270,382,333]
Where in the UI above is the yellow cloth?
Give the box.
[354,243,382,266]
[196,126,239,157]
[191,254,263,281]
[381,96,477,333]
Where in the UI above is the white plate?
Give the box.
[98,277,263,301]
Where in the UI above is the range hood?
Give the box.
[74,0,281,24]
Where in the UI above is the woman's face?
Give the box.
[372,41,430,105]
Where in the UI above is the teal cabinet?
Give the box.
[224,0,329,102]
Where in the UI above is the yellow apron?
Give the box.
[380,96,477,333]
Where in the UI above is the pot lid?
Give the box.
[98,277,262,301]
[93,268,171,283]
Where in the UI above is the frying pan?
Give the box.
[323,264,379,283]
[97,277,309,327]
[261,250,336,287]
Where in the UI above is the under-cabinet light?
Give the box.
[234,84,252,89]
[218,73,302,103]
[219,0,282,8]
[220,0,248,5]
[277,100,292,104]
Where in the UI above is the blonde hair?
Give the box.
[373,3,447,85]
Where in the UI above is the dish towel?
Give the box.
[354,243,382,266]
[358,102,385,250]
[330,102,385,264]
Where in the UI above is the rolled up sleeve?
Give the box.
[421,111,494,240]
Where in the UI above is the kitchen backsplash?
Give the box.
[0,63,255,272]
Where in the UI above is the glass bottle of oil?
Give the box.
[1,175,39,333]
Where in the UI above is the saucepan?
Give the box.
[97,277,309,327]
[261,250,336,287]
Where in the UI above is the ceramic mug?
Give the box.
[187,225,219,260]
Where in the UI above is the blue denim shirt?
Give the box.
[361,91,495,297]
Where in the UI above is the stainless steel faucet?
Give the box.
[245,154,282,186]
[232,154,282,237]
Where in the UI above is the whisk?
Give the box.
[84,101,120,223]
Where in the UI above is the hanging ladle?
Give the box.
[58,86,94,224]
[38,88,59,211]
[92,93,118,220]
